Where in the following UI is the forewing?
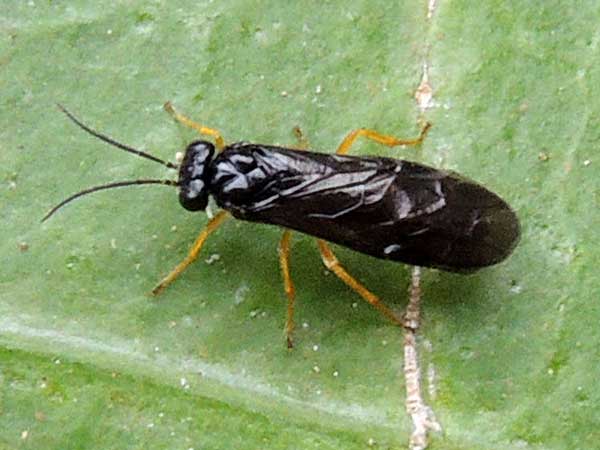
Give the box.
[241,153,451,251]
[215,145,519,272]
[243,151,402,222]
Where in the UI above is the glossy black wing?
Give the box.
[210,144,520,272]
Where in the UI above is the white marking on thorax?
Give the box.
[221,176,248,192]
[229,153,254,165]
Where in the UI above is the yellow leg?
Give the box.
[276,127,309,348]
[164,101,226,151]
[152,211,230,295]
[279,230,296,348]
[335,122,431,155]
[317,240,403,325]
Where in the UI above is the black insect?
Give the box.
[45,104,520,346]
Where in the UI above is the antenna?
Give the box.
[42,179,178,222]
[57,104,177,169]
[43,106,180,222]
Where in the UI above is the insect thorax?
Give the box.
[208,145,275,215]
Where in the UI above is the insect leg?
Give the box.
[278,230,296,348]
[316,239,403,325]
[274,128,308,348]
[335,122,431,155]
[163,101,226,151]
[152,211,230,296]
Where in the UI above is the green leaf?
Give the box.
[1,1,598,449]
